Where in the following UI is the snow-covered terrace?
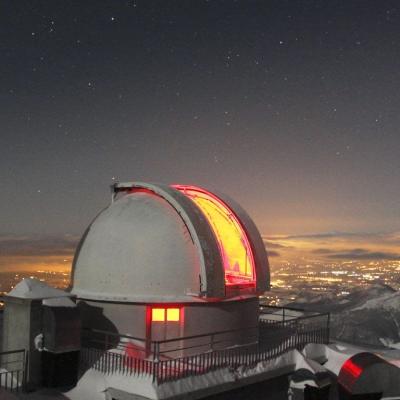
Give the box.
[79,308,330,385]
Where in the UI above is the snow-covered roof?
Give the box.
[7,278,72,300]
[338,351,400,396]
[71,182,269,302]
[42,297,76,307]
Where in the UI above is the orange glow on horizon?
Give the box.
[0,255,73,273]
[173,185,256,286]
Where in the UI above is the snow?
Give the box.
[304,341,400,377]
[320,345,358,376]
[42,297,76,307]
[0,368,23,394]
[304,343,360,375]
[66,369,107,400]
[7,278,72,300]
[380,338,400,349]
[34,334,44,352]
[290,285,400,347]
[67,343,398,399]
[287,351,330,389]
[302,343,328,362]
[7,341,400,399]
[66,349,299,400]
[295,352,326,375]
[351,290,400,312]
[3,334,396,400]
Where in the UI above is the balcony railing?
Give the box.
[0,349,27,393]
[80,307,330,384]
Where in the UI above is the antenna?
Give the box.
[110,182,137,203]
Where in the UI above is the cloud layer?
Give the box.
[1,230,399,272]
[0,234,79,257]
[265,231,400,262]
[0,234,79,271]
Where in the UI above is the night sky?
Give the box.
[1,1,400,270]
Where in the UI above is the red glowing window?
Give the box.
[167,308,180,321]
[172,185,256,286]
[152,308,166,322]
[151,308,180,322]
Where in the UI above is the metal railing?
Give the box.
[82,324,260,361]
[259,304,327,321]
[0,349,26,393]
[80,308,330,384]
[259,305,330,345]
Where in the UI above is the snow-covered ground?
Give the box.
[3,282,400,399]
[65,343,400,400]
[287,284,400,348]
[66,350,297,400]
[1,341,399,400]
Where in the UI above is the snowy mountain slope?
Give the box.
[288,284,400,347]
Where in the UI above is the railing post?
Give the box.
[23,350,28,392]
[152,355,157,383]
[153,342,160,362]
[327,313,330,344]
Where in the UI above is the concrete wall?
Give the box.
[2,297,43,388]
[79,301,147,338]
[183,297,258,336]
[79,296,259,357]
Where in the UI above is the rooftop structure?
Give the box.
[71,182,269,302]
[0,183,335,400]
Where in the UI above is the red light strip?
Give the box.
[341,358,363,390]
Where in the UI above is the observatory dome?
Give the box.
[71,182,269,302]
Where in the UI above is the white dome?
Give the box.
[71,182,269,302]
[72,191,203,301]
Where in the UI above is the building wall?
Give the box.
[79,300,147,337]
[2,298,42,387]
[79,296,259,357]
[183,297,259,350]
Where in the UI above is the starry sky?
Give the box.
[1,1,400,271]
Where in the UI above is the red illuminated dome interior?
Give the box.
[173,185,256,286]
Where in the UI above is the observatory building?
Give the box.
[71,182,270,354]
[4,182,400,400]
[0,182,345,400]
